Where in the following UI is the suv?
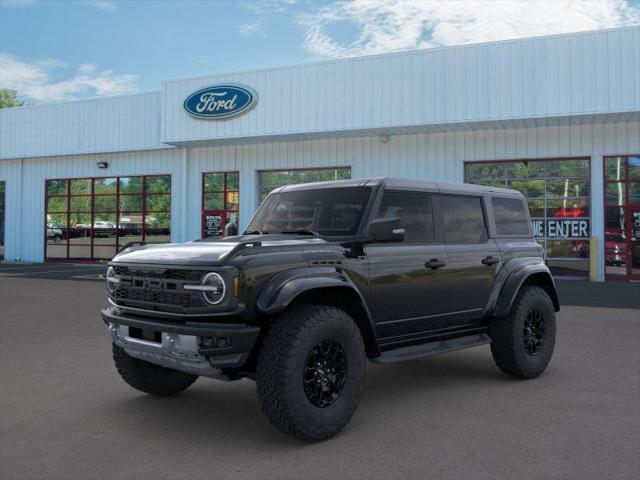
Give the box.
[102,178,559,441]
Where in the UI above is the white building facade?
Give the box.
[1,27,639,281]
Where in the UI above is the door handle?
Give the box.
[425,258,446,270]
[482,256,499,266]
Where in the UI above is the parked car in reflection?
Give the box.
[604,232,628,266]
[46,222,64,243]
[93,221,117,238]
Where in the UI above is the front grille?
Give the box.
[111,266,206,309]
[113,266,202,282]
[115,288,193,306]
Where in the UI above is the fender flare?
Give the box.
[256,267,379,357]
[493,261,560,317]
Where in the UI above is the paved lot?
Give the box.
[0,263,638,480]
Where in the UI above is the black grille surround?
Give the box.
[108,265,238,315]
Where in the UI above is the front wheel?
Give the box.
[256,304,366,441]
[112,344,198,396]
[489,285,556,379]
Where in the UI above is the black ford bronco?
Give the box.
[102,177,559,440]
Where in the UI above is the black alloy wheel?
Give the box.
[303,340,347,408]
[523,309,545,355]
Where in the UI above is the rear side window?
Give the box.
[492,197,530,235]
[376,191,434,243]
[440,195,487,243]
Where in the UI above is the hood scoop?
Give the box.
[303,250,344,266]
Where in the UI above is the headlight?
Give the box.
[184,272,226,305]
[106,266,119,294]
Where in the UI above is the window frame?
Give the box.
[374,189,437,245]
[44,174,171,262]
[487,194,533,238]
[438,193,489,245]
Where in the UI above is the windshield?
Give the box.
[246,187,372,236]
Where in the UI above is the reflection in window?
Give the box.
[441,195,487,244]
[376,192,434,243]
[492,197,530,235]
[604,157,626,181]
[603,155,640,279]
[0,181,5,260]
[45,175,171,261]
[258,167,351,202]
[605,183,626,206]
[201,172,240,238]
[465,158,591,277]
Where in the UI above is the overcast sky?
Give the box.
[1,0,639,104]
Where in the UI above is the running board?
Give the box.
[372,333,491,364]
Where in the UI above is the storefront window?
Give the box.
[202,171,239,238]
[257,167,351,202]
[0,181,5,260]
[45,174,171,261]
[465,158,591,278]
[603,155,640,280]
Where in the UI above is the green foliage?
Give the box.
[0,89,24,109]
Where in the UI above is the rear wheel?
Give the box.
[112,344,198,396]
[256,304,366,441]
[489,285,556,379]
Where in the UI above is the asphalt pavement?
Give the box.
[0,264,638,480]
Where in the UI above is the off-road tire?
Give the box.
[256,304,366,441]
[489,285,556,379]
[112,344,198,396]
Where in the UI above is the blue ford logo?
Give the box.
[183,84,257,119]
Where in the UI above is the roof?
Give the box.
[2,26,639,160]
[277,177,523,196]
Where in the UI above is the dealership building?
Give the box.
[1,26,639,281]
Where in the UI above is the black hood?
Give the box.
[112,235,331,266]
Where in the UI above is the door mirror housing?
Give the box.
[366,217,405,243]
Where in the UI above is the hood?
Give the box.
[112,235,331,266]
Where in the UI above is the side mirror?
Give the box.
[366,217,405,243]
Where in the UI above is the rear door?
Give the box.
[365,190,450,340]
[439,194,500,323]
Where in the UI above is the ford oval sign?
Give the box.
[183,84,257,120]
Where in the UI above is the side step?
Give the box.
[372,333,491,364]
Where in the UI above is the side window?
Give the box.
[440,195,488,243]
[375,191,434,243]
[492,197,530,235]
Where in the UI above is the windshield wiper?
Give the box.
[244,230,267,235]
[280,228,320,236]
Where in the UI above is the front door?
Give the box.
[365,191,451,341]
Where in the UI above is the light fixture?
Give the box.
[96,161,109,169]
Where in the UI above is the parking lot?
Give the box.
[0,263,638,480]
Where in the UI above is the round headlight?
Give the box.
[201,272,226,305]
[106,266,118,294]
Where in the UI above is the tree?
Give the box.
[0,89,24,109]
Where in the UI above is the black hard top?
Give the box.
[276,177,523,197]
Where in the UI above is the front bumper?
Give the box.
[102,307,260,377]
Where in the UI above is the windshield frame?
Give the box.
[245,185,378,239]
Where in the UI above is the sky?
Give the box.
[1,0,639,104]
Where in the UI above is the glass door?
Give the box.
[631,208,640,280]
[202,172,239,238]
[604,155,640,281]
